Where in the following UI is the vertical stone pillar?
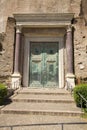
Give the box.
[66,25,75,89]
[12,25,22,89]
[20,34,24,86]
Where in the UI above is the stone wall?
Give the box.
[0,17,15,85]
[74,17,87,80]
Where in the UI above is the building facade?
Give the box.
[0,0,87,89]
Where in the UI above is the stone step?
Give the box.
[1,102,83,116]
[1,88,83,118]
[12,93,74,103]
[18,88,70,95]
[0,88,85,130]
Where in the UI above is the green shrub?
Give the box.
[0,83,7,105]
[73,84,87,108]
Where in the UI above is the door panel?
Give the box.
[45,43,58,87]
[30,42,59,87]
[30,43,42,87]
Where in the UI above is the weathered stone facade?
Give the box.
[0,0,87,86]
[74,18,87,79]
[0,18,15,84]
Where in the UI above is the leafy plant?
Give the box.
[73,84,87,108]
[0,83,7,105]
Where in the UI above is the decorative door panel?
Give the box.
[30,42,59,87]
[30,43,42,87]
[46,43,58,87]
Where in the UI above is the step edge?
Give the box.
[1,109,83,116]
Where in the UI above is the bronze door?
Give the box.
[30,42,59,87]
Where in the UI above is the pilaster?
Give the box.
[12,25,22,89]
[65,25,75,89]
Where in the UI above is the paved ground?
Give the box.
[0,114,87,130]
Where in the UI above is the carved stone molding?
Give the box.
[14,13,74,27]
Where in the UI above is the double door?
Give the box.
[30,42,59,87]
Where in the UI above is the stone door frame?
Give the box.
[12,13,75,89]
[23,36,64,88]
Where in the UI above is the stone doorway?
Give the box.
[12,13,75,89]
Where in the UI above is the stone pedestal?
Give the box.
[12,73,21,89]
[65,73,75,90]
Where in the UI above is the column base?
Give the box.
[65,73,75,90]
[11,73,21,89]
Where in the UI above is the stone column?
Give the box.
[66,25,75,89]
[12,25,22,89]
[20,34,24,86]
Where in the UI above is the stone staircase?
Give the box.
[1,88,83,116]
